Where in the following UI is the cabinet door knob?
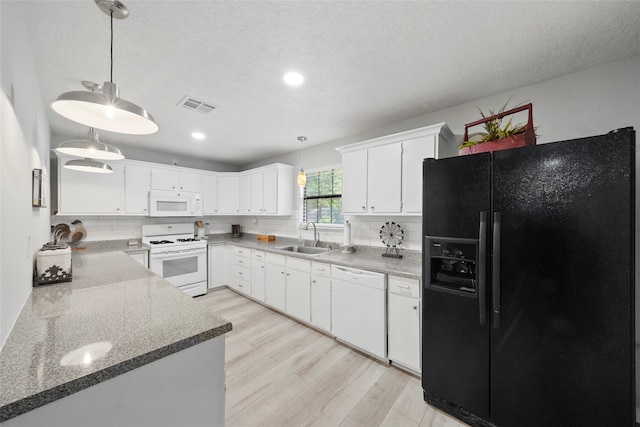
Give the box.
[412,305,418,310]
[371,206,375,210]
[361,206,366,210]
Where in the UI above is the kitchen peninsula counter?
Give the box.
[0,250,231,424]
[206,233,422,280]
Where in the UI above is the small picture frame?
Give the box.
[32,168,42,207]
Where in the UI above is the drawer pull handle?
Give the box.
[397,284,410,289]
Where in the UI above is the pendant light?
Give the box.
[56,128,124,161]
[64,158,114,174]
[297,136,307,187]
[50,0,158,135]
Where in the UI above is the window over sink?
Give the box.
[300,168,343,225]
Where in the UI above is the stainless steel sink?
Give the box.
[275,245,332,255]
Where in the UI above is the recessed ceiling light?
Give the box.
[191,131,205,140]
[283,72,304,86]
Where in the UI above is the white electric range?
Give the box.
[142,224,207,297]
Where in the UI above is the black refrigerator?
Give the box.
[421,128,635,427]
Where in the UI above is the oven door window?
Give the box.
[163,256,198,278]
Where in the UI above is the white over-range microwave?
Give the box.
[149,190,202,217]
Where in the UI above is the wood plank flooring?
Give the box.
[197,288,469,427]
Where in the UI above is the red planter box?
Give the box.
[459,103,536,156]
[459,132,532,155]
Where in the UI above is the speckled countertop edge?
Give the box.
[0,329,230,422]
[206,233,422,280]
[0,248,231,423]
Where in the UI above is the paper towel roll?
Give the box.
[343,221,352,245]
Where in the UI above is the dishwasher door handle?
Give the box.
[333,266,383,279]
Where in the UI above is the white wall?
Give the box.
[246,55,640,171]
[61,56,640,252]
[0,2,52,349]
[235,55,640,249]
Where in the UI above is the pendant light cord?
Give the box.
[110,10,113,83]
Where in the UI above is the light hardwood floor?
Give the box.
[197,288,469,427]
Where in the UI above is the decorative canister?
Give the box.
[34,243,72,286]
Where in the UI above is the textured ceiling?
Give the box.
[18,1,640,166]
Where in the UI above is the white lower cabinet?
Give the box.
[219,246,419,371]
[387,275,421,373]
[208,245,227,290]
[229,246,251,295]
[265,253,286,311]
[251,250,266,302]
[310,262,331,332]
[285,257,311,323]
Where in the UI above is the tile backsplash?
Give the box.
[53,211,423,251]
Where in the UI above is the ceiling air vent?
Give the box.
[178,96,218,114]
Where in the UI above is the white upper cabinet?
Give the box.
[151,167,201,192]
[249,165,291,215]
[262,167,279,214]
[55,156,293,217]
[124,163,151,215]
[337,122,454,215]
[367,143,403,214]
[403,135,435,214]
[218,174,240,214]
[179,171,202,192]
[341,144,402,214]
[250,172,264,214]
[57,155,125,215]
[341,150,368,214]
[201,173,219,215]
[239,174,252,214]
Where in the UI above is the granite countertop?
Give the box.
[0,250,232,422]
[206,234,422,280]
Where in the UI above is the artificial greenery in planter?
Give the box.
[458,101,537,155]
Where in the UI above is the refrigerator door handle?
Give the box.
[478,211,487,325]
[492,212,501,330]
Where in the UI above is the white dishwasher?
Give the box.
[331,265,387,361]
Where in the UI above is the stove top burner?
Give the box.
[149,240,174,245]
[176,238,200,242]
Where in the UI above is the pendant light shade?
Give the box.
[55,128,124,160]
[51,82,158,135]
[64,158,114,174]
[297,169,307,187]
[51,0,158,135]
[297,136,307,187]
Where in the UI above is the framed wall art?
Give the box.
[32,168,42,207]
